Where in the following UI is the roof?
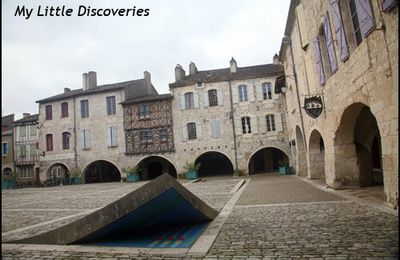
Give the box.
[169,63,284,88]
[12,114,39,126]
[2,114,15,128]
[36,79,149,104]
[121,94,173,105]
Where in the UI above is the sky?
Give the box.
[2,0,290,120]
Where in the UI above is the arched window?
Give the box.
[62,132,70,150]
[46,134,53,151]
[208,89,218,106]
[187,122,197,140]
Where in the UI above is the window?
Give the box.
[266,115,276,132]
[187,122,197,140]
[2,143,9,156]
[160,129,168,142]
[20,126,26,138]
[81,129,91,150]
[238,85,248,102]
[211,119,221,139]
[81,100,89,118]
[106,96,116,115]
[241,117,251,134]
[348,0,363,46]
[107,126,118,147]
[30,125,37,137]
[208,90,218,106]
[19,166,33,178]
[45,105,52,120]
[262,83,272,100]
[61,102,68,118]
[138,104,151,119]
[139,131,153,144]
[62,132,70,150]
[46,134,53,151]
[20,145,26,158]
[184,92,194,109]
[30,144,37,157]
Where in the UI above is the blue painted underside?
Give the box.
[75,188,211,248]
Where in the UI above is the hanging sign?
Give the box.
[303,96,323,118]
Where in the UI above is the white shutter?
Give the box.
[251,116,258,134]
[80,130,85,149]
[107,127,112,147]
[182,124,188,142]
[248,84,255,102]
[217,88,224,106]
[232,86,239,103]
[275,113,283,132]
[256,84,263,101]
[215,120,221,138]
[196,121,203,140]
[86,129,91,149]
[193,92,199,108]
[111,126,117,146]
[203,91,209,108]
[260,116,267,133]
[180,94,185,110]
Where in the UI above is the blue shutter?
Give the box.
[330,0,349,61]
[381,0,397,12]
[324,13,338,73]
[312,37,326,86]
[355,0,376,37]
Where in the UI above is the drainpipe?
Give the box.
[73,97,78,170]
[283,35,308,153]
[228,79,239,175]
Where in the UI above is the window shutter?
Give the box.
[180,94,185,110]
[196,121,203,140]
[248,84,255,102]
[251,116,258,134]
[329,0,349,61]
[211,119,221,139]
[381,0,397,12]
[111,126,117,146]
[324,13,338,73]
[260,116,267,133]
[107,127,112,147]
[312,37,326,86]
[182,124,188,142]
[256,84,263,101]
[275,113,283,132]
[355,0,376,37]
[217,88,224,106]
[193,92,199,108]
[80,130,85,149]
[86,130,91,149]
[232,86,239,103]
[296,3,309,48]
[211,119,216,138]
[203,91,209,108]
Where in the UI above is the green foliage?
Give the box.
[122,166,141,176]
[177,172,187,179]
[278,157,289,167]
[183,161,201,172]
[70,168,82,177]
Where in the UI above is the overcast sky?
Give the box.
[2,0,290,119]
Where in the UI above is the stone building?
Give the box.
[169,59,288,176]
[12,113,40,185]
[2,114,15,178]
[278,0,398,208]
[36,71,160,183]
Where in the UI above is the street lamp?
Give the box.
[281,85,287,94]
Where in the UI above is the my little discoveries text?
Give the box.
[15,5,150,19]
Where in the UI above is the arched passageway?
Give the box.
[195,152,234,177]
[248,147,289,174]
[295,126,307,176]
[138,156,177,180]
[48,163,69,180]
[84,160,121,184]
[334,103,383,187]
[309,130,325,180]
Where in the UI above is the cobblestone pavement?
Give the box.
[2,174,398,259]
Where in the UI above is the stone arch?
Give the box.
[248,146,289,174]
[136,155,177,180]
[308,129,325,180]
[334,102,383,187]
[194,151,234,177]
[47,162,70,180]
[295,126,307,176]
[2,167,13,178]
[83,160,121,184]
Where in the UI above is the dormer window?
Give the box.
[196,82,204,88]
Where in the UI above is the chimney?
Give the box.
[230,57,237,73]
[64,87,71,93]
[23,113,30,118]
[189,61,198,75]
[82,73,89,90]
[144,71,151,84]
[273,53,279,64]
[175,64,186,81]
[87,71,97,89]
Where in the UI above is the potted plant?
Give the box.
[69,168,82,185]
[184,162,200,180]
[278,158,290,175]
[123,166,141,182]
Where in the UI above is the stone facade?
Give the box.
[279,0,398,208]
[169,60,289,175]
[2,114,15,177]
[12,114,40,184]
